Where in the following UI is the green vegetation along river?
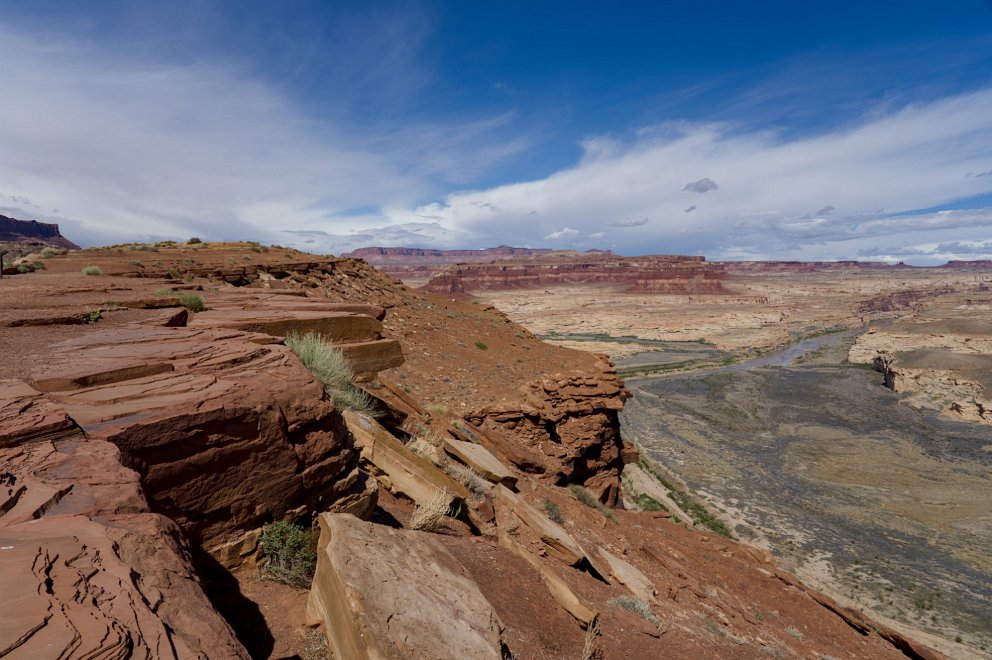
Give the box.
[620,332,992,657]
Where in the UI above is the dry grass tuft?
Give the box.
[285,331,378,417]
[409,488,450,532]
[582,616,603,660]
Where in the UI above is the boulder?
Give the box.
[306,513,508,659]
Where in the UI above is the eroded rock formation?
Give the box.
[849,318,992,424]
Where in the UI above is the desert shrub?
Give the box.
[187,236,203,244]
[639,459,733,538]
[285,331,377,416]
[258,520,317,589]
[167,267,181,280]
[542,499,564,524]
[32,261,46,270]
[85,309,101,323]
[785,626,803,640]
[17,264,30,274]
[634,493,668,512]
[608,596,660,626]
[474,341,488,350]
[128,259,145,268]
[410,489,450,531]
[154,288,176,296]
[178,293,205,312]
[41,247,63,257]
[82,265,102,276]
[567,484,617,522]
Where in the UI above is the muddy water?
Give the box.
[621,333,992,655]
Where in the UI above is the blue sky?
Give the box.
[2,1,992,263]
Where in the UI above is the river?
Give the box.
[620,330,992,657]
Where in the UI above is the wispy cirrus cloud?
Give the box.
[0,21,526,247]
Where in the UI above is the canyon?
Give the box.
[0,236,951,659]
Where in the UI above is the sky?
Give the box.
[1,1,992,263]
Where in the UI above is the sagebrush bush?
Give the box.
[187,236,203,244]
[608,596,660,626]
[82,265,102,276]
[258,520,317,589]
[285,331,378,416]
[543,498,564,524]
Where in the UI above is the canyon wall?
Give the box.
[424,255,727,295]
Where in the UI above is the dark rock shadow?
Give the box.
[192,548,275,659]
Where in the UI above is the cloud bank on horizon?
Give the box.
[1,2,992,265]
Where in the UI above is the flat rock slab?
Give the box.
[345,410,468,505]
[492,484,587,567]
[335,338,405,381]
[443,436,517,489]
[188,309,382,343]
[0,379,78,448]
[598,547,657,604]
[307,513,507,660]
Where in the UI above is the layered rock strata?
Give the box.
[424,254,726,296]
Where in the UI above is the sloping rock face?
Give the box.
[424,254,726,296]
[849,318,992,424]
[0,391,247,658]
[30,313,394,551]
[307,513,508,659]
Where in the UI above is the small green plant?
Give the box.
[17,264,30,274]
[258,520,317,589]
[82,265,102,276]
[608,596,660,626]
[785,626,803,640]
[41,247,64,257]
[542,499,564,524]
[187,237,203,244]
[167,267,181,280]
[178,293,205,312]
[474,341,488,350]
[446,310,457,319]
[567,484,618,522]
[285,331,378,416]
[634,494,668,512]
[128,259,145,268]
[85,309,102,324]
[409,488,450,532]
[33,261,46,270]
[154,288,177,296]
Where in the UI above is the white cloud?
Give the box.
[0,24,525,247]
[543,226,579,240]
[388,88,992,260]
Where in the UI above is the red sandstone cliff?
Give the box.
[423,254,727,296]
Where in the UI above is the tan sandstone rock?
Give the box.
[306,513,508,659]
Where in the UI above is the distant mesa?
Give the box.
[0,214,80,256]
